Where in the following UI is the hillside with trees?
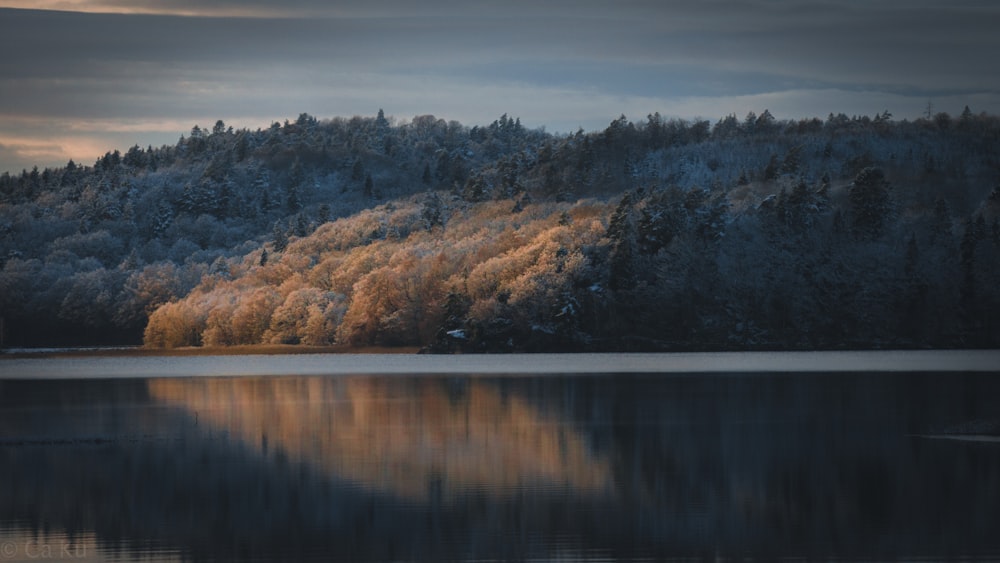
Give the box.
[1,109,999,350]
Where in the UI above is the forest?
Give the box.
[1,108,999,351]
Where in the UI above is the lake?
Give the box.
[1,351,999,561]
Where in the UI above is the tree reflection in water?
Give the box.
[1,372,999,561]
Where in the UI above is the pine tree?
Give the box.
[780,145,803,175]
[364,174,374,199]
[607,193,636,291]
[763,155,780,181]
[254,168,275,216]
[848,167,892,239]
[259,186,277,216]
[511,198,524,214]
[215,179,232,218]
[153,201,174,237]
[294,213,309,237]
[286,182,301,213]
[421,192,444,230]
[317,203,331,225]
[463,175,486,202]
[272,221,289,252]
[743,111,758,135]
[786,179,812,230]
[234,134,250,162]
[178,183,198,214]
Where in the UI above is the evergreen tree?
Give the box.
[781,145,804,175]
[287,157,305,213]
[364,174,374,199]
[317,203,331,225]
[178,183,198,214]
[272,221,289,252]
[607,193,636,291]
[153,201,174,238]
[259,186,278,216]
[637,188,685,254]
[234,134,250,162]
[785,179,813,231]
[848,167,892,239]
[286,183,302,213]
[463,175,487,202]
[294,213,309,237]
[763,155,780,181]
[253,168,275,216]
[421,192,444,230]
[215,179,232,218]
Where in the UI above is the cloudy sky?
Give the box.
[1,0,998,174]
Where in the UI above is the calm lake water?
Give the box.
[1,352,999,562]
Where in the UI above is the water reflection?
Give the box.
[1,372,999,561]
[147,377,612,501]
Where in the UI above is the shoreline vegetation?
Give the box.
[0,344,421,359]
[3,110,1000,352]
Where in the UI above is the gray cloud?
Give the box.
[5,2,997,88]
[1,1,998,173]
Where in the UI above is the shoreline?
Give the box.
[0,344,421,359]
[1,349,998,379]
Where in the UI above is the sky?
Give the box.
[1,0,999,175]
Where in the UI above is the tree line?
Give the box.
[1,108,998,349]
